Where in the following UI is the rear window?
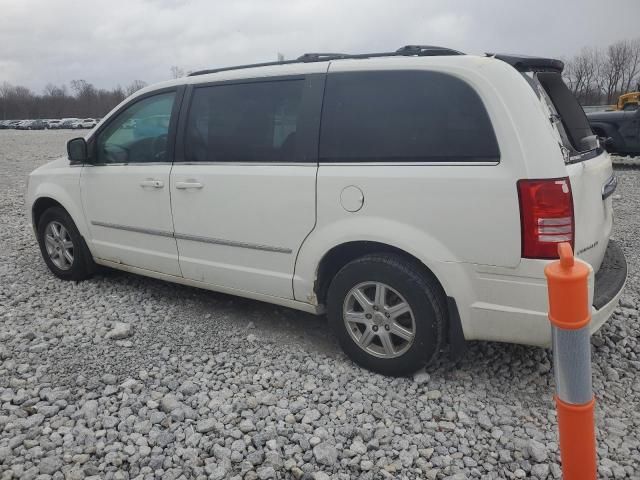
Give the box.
[319,70,500,163]
[526,72,596,154]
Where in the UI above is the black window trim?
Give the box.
[86,85,186,166]
[174,74,325,165]
[317,69,501,166]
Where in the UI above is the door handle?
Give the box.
[140,179,164,188]
[175,181,204,190]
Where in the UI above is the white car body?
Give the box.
[79,119,97,129]
[26,52,626,351]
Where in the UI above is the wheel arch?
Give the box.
[32,197,65,232]
[314,240,447,306]
[311,239,467,357]
[30,189,90,241]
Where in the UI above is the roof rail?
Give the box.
[188,44,463,77]
[396,45,464,56]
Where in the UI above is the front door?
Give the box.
[81,90,182,275]
[170,76,323,298]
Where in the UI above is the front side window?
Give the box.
[95,92,175,164]
[185,80,304,163]
[319,70,500,163]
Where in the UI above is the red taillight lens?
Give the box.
[517,177,574,259]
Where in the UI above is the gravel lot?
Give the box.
[1,129,639,479]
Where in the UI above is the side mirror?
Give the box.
[67,137,88,164]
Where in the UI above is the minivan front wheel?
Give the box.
[37,207,95,281]
[327,254,445,376]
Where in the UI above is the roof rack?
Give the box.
[188,45,463,77]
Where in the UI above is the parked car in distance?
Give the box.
[587,107,640,156]
[0,120,11,129]
[17,120,46,130]
[47,120,62,129]
[30,120,48,130]
[26,46,627,375]
[79,118,98,129]
[122,118,137,129]
[59,119,80,129]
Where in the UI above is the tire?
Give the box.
[327,254,446,376]
[37,207,95,281]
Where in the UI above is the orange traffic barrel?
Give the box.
[544,242,596,480]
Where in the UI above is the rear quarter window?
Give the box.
[319,70,500,163]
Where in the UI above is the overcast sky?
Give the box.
[1,0,639,92]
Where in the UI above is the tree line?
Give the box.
[0,66,191,121]
[563,38,640,106]
[2,40,640,120]
[0,79,148,120]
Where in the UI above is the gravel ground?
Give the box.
[0,129,639,479]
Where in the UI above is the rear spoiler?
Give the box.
[487,53,564,73]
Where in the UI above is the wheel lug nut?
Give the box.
[365,313,372,319]
[385,325,390,331]
[372,325,378,332]
[385,313,390,318]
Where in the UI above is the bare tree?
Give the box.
[620,38,640,94]
[170,66,185,79]
[599,41,630,103]
[564,47,600,103]
[125,80,148,96]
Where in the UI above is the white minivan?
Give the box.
[27,46,626,375]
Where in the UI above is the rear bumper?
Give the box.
[459,240,627,347]
[589,240,627,335]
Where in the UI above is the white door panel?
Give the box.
[171,164,316,298]
[81,165,181,275]
[80,89,181,276]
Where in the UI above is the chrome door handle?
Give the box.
[175,181,204,190]
[140,179,164,188]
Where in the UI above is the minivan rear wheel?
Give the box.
[327,254,445,376]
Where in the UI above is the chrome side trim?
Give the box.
[86,162,173,167]
[174,232,292,253]
[91,221,174,238]
[173,162,317,167]
[317,161,499,167]
[90,221,292,254]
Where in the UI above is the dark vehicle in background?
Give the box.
[15,120,47,130]
[29,120,48,130]
[588,107,640,156]
[60,119,79,129]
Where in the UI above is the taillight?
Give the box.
[517,177,574,259]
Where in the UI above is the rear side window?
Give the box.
[319,70,499,163]
[185,80,304,163]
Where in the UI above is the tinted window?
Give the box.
[319,71,499,163]
[96,92,175,164]
[185,80,303,163]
